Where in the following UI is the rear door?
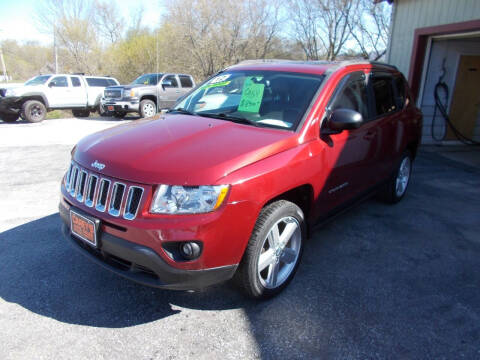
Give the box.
[69,76,87,107]
[179,75,194,96]
[368,72,403,182]
[316,70,379,213]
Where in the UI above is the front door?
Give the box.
[159,74,181,109]
[447,55,480,140]
[46,76,71,107]
[316,70,379,214]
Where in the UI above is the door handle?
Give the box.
[175,90,180,93]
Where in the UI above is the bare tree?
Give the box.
[92,0,125,44]
[291,0,357,60]
[348,0,391,60]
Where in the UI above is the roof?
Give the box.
[227,59,398,75]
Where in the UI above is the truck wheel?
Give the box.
[97,103,108,117]
[140,99,156,118]
[380,150,412,204]
[0,112,19,123]
[113,111,126,119]
[236,200,305,299]
[72,109,90,118]
[23,100,46,123]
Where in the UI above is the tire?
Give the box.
[236,200,305,299]
[139,99,157,118]
[22,100,46,123]
[98,103,108,117]
[72,109,90,118]
[113,111,126,119]
[380,150,413,204]
[0,112,19,123]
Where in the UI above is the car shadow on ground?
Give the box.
[0,152,479,357]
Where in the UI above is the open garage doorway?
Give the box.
[418,34,480,144]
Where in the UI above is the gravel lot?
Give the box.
[1,118,479,359]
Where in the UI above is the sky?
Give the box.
[0,0,164,44]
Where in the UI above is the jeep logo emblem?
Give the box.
[91,160,105,171]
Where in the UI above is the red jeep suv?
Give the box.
[59,61,422,299]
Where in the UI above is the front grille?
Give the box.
[65,162,144,220]
[104,89,122,99]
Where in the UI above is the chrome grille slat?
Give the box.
[85,175,98,207]
[76,170,88,202]
[65,163,74,191]
[95,179,111,212]
[123,186,144,220]
[70,167,79,197]
[108,182,126,217]
[65,163,144,220]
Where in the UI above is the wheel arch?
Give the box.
[21,93,49,109]
[140,95,157,106]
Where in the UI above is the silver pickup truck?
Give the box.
[101,73,196,118]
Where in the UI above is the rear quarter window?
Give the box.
[85,78,110,87]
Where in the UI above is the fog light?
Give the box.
[179,241,201,260]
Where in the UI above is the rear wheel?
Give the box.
[139,99,156,118]
[0,112,19,123]
[381,151,412,204]
[72,109,90,118]
[23,100,46,123]
[236,200,305,299]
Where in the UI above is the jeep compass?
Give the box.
[59,61,422,299]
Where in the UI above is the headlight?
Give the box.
[150,185,229,214]
[5,88,18,97]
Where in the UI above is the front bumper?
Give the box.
[101,99,139,112]
[60,205,237,290]
[0,96,22,114]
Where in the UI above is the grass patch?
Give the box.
[46,110,72,119]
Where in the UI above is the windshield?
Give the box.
[132,74,162,86]
[172,70,324,130]
[25,75,51,86]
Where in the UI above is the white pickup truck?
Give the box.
[0,74,119,123]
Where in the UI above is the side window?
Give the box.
[179,75,193,88]
[50,76,68,87]
[394,76,406,109]
[371,75,397,116]
[330,73,369,120]
[163,75,178,88]
[86,78,110,87]
[71,77,81,87]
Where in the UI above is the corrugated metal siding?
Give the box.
[387,0,480,77]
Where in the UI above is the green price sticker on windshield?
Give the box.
[238,77,265,113]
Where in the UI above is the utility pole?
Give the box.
[53,25,58,74]
[0,29,8,82]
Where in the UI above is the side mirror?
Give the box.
[161,80,172,88]
[326,108,363,133]
[48,82,55,88]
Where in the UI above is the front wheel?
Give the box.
[0,112,19,123]
[381,151,412,204]
[236,200,305,299]
[139,99,157,118]
[113,111,127,119]
[22,100,46,123]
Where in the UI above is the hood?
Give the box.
[74,114,296,185]
[105,84,154,91]
[3,85,43,96]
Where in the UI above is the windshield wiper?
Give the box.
[198,112,259,127]
[167,107,195,115]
